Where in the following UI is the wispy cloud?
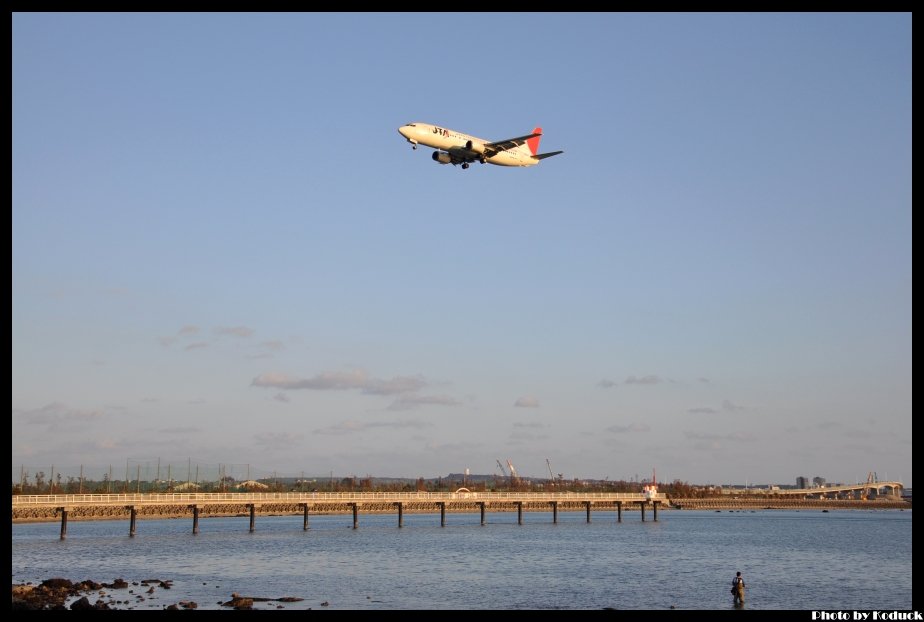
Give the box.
[14,402,105,429]
[509,428,550,442]
[261,340,285,352]
[159,325,200,347]
[387,394,460,411]
[273,392,290,403]
[184,342,209,351]
[252,369,427,396]
[216,326,254,338]
[722,399,747,412]
[514,396,540,408]
[597,379,617,388]
[254,432,302,449]
[606,423,651,434]
[513,422,546,429]
[685,430,757,442]
[158,426,201,434]
[624,375,662,385]
[698,377,711,384]
[688,400,748,415]
[314,420,429,435]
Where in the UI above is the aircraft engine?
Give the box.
[432,151,453,164]
[465,140,486,155]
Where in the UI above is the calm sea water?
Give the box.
[11,509,912,610]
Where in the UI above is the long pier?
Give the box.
[11,491,665,539]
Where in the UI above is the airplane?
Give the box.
[397,122,563,169]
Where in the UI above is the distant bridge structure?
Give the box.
[725,481,904,499]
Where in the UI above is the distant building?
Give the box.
[796,476,809,489]
[812,476,826,488]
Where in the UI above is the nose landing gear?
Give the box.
[461,163,470,170]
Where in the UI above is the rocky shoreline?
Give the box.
[11,578,307,610]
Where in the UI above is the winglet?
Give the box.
[526,127,543,155]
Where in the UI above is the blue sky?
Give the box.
[12,13,911,487]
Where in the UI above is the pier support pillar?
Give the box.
[302,504,310,531]
[653,501,659,522]
[128,506,137,537]
[517,502,523,525]
[396,503,403,528]
[617,501,622,523]
[439,502,446,527]
[190,505,200,534]
[551,501,558,524]
[248,504,257,532]
[351,503,359,529]
[639,502,646,522]
[585,501,592,523]
[58,508,68,540]
[479,502,486,525]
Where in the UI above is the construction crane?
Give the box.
[546,459,555,482]
[496,459,507,478]
[506,460,519,487]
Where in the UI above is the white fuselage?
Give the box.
[398,122,537,167]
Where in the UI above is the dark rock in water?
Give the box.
[222,596,254,610]
[41,578,74,590]
[278,597,304,602]
[11,597,40,611]
[70,597,93,610]
[179,601,198,609]
[165,604,179,610]
[109,579,129,589]
[320,601,330,607]
[70,596,109,610]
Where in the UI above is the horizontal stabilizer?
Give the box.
[534,151,564,161]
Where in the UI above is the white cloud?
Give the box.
[252,369,428,396]
[254,432,302,449]
[606,423,651,434]
[13,402,105,428]
[314,420,429,435]
[216,325,254,338]
[387,394,460,411]
[514,396,540,408]
[597,379,617,388]
[624,375,662,385]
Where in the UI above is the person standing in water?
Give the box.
[731,571,745,604]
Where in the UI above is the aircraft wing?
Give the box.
[482,132,541,157]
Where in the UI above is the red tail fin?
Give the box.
[526,127,542,155]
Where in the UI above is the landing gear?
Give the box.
[461,162,469,170]
[411,144,417,150]
[479,157,486,164]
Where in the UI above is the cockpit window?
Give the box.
[406,123,416,127]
